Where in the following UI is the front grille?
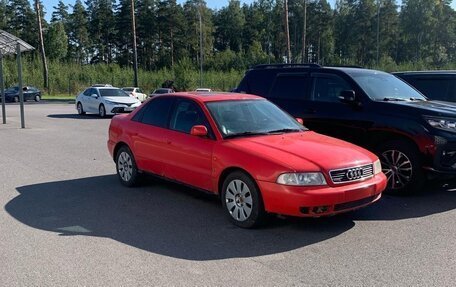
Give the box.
[329,164,374,184]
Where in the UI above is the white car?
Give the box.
[121,87,148,102]
[195,88,212,92]
[76,86,141,117]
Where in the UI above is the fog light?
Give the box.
[312,206,329,214]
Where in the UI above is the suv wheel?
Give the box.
[34,95,41,102]
[376,140,424,195]
[221,171,267,228]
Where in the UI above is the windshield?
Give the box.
[349,70,426,101]
[99,88,129,97]
[206,99,306,139]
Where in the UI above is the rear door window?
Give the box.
[269,74,309,100]
[134,97,175,128]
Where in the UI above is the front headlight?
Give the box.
[373,159,382,175]
[277,172,327,186]
[425,116,456,132]
[104,100,116,105]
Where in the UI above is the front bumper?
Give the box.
[423,134,456,174]
[107,102,141,115]
[257,173,386,217]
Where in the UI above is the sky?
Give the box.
[39,0,455,21]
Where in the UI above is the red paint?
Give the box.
[108,92,387,217]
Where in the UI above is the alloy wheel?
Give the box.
[380,149,413,190]
[224,179,253,222]
[117,151,133,182]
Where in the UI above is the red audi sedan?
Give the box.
[108,92,387,228]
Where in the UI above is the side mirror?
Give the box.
[339,90,356,104]
[190,125,208,137]
[91,94,98,98]
[296,118,304,125]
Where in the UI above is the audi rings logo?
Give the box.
[346,168,364,180]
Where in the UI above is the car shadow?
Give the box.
[47,114,112,120]
[6,176,456,260]
[344,179,456,221]
[6,175,354,261]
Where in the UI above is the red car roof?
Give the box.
[166,92,264,103]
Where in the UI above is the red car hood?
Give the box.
[227,131,377,172]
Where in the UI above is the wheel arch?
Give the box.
[113,141,130,162]
[217,167,259,195]
[367,130,421,154]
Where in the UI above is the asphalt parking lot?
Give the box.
[1,102,456,286]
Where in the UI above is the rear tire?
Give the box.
[376,140,424,195]
[34,95,41,102]
[116,146,141,187]
[221,171,267,228]
[14,96,19,103]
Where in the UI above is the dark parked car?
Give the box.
[234,64,456,194]
[394,71,456,102]
[1,86,42,102]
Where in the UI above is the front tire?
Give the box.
[116,146,141,187]
[99,104,106,118]
[77,102,85,115]
[376,140,424,195]
[14,96,19,103]
[221,171,267,228]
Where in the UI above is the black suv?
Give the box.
[234,64,456,194]
[394,71,456,102]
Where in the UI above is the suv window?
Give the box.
[406,77,453,101]
[245,70,277,96]
[83,89,91,96]
[136,97,175,128]
[170,99,212,136]
[269,74,308,99]
[312,74,351,102]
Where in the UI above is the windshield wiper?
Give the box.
[267,128,302,134]
[224,131,270,139]
[409,97,425,101]
[383,97,407,102]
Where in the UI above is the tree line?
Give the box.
[0,0,455,90]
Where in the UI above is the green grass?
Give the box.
[42,94,76,100]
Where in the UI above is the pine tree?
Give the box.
[69,0,90,63]
[6,0,38,48]
[46,22,68,60]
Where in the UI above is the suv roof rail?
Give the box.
[253,63,322,69]
[328,65,364,68]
